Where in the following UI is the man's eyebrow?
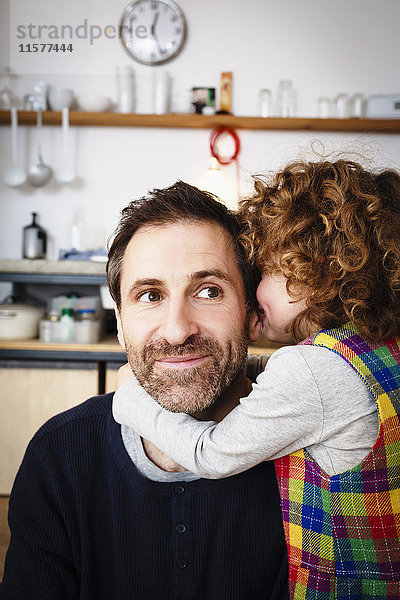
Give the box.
[127,278,164,296]
[191,269,233,286]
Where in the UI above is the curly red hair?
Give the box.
[239,159,400,342]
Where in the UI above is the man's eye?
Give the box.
[197,287,221,299]
[139,291,162,303]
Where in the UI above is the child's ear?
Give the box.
[114,305,126,349]
[248,308,264,343]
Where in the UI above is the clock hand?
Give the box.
[150,11,165,55]
[150,11,160,37]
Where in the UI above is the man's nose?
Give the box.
[158,298,199,345]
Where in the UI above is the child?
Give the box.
[113,159,400,599]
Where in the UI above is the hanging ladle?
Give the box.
[28,108,52,187]
[2,107,27,188]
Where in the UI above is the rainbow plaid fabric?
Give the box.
[274,322,400,600]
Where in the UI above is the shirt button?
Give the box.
[176,523,186,533]
[174,485,185,495]
[177,558,187,569]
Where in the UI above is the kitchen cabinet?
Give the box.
[1,110,400,133]
[0,259,126,391]
[0,361,98,493]
[0,259,126,493]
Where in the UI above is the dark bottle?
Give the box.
[23,212,47,259]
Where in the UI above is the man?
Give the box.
[0,181,288,599]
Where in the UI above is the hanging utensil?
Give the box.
[28,109,52,187]
[2,107,27,188]
[56,107,75,184]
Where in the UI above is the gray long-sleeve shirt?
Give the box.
[113,345,379,477]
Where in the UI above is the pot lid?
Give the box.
[0,303,44,314]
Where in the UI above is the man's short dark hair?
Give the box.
[107,181,259,313]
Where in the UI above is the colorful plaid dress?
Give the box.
[274,322,400,599]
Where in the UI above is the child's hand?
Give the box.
[117,363,134,388]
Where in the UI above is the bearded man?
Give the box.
[1,181,288,600]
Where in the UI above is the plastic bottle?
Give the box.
[59,307,75,343]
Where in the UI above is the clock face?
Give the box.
[120,0,187,65]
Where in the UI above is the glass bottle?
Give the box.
[23,212,47,259]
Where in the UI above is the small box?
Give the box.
[366,95,400,118]
[219,72,233,113]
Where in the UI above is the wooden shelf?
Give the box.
[0,335,122,354]
[0,335,126,364]
[1,110,400,132]
[0,337,280,357]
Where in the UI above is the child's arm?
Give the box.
[113,346,324,478]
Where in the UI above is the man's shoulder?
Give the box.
[31,392,114,444]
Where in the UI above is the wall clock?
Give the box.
[119,0,187,65]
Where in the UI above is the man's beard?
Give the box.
[124,329,249,414]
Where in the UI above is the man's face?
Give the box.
[116,220,252,414]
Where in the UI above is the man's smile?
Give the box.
[156,355,211,370]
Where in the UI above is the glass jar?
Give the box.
[276,80,295,117]
[40,312,60,343]
[75,309,100,344]
[258,89,272,117]
[349,93,365,118]
[317,96,331,118]
[334,93,349,118]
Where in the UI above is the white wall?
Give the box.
[1,0,400,263]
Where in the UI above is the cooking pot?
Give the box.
[0,303,45,340]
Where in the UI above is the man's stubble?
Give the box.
[124,328,249,414]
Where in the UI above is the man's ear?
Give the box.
[114,304,126,349]
[248,308,264,343]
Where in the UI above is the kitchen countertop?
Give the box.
[0,258,106,275]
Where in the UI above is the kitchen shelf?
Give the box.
[0,271,106,286]
[1,110,400,133]
[0,336,125,362]
[0,336,279,361]
[0,259,107,286]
